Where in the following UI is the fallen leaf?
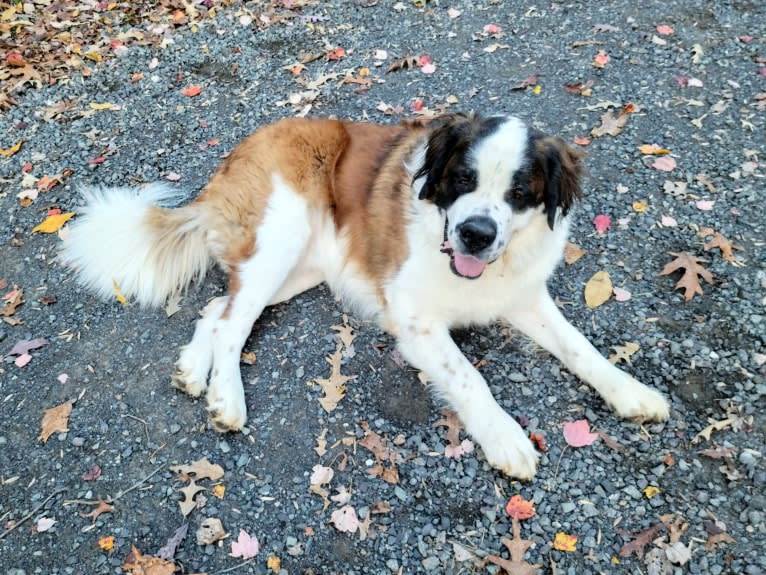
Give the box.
[692,417,738,444]
[5,337,48,358]
[230,529,259,559]
[123,545,176,575]
[14,353,32,367]
[212,484,225,499]
[36,517,56,532]
[639,144,671,155]
[573,135,591,146]
[82,465,102,481]
[505,494,536,520]
[486,517,542,575]
[39,401,73,442]
[552,532,578,552]
[592,50,609,68]
[386,55,419,73]
[178,479,206,516]
[32,212,75,233]
[609,341,640,365]
[652,156,677,172]
[695,199,715,211]
[0,140,22,157]
[331,505,359,533]
[563,420,599,447]
[170,457,224,481]
[590,104,636,138]
[99,535,115,551]
[595,429,624,451]
[165,172,181,182]
[659,252,713,302]
[613,286,632,302]
[112,279,128,305]
[447,7,461,18]
[89,102,116,111]
[181,85,202,97]
[267,555,281,573]
[360,421,400,484]
[593,213,611,233]
[699,446,737,459]
[156,523,188,561]
[316,344,356,412]
[420,62,436,74]
[529,431,548,452]
[84,497,114,522]
[584,270,613,308]
[196,517,227,545]
[643,485,661,499]
[164,293,182,317]
[563,242,586,265]
[703,233,744,264]
[314,428,328,456]
[660,215,678,227]
[618,523,666,558]
[434,410,474,459]
[632,200,648,213]
[656,24,674,35]
[310,464,334,486]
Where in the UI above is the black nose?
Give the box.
[457,216,497,254]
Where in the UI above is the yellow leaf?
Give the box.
[85,50,102,62]
[532,84,542,95]
[89,102,115,111]
[643,485,661,499]
[2,5,17,21]
[611,555,621,565]
[584,270,612,308]
[267,556,281,573]
[212,484,225,499]
[32,212,75,233]
[112,279,128,305]
[0,140,23,157]
[98,535,115,551]
[552,532,578,552]
[639,144,671,155]
[632,200,648,213]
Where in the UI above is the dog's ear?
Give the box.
[413,113,473,202]
[533,137,584,230]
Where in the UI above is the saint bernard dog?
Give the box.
[62,113,669,479]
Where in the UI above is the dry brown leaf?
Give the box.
[692,417,738,444]
[360,421,400,484]
[39,400,73,442]
[386,55,419,73]
[698,446,737,459]
[618,522,666,558]
[584,270,613,308]
[178,479,206,516]
[433,410,463,449]
[563,242,586,265]
[595,428,624,451]
[314,428,328,457]
[1,286,24,317]
[123,545,176,575]
[486,517,541,575]
[170,457,224,481]
[703,233,744,265]
[316,345,356,412]
[83,497,114,522]
[609,341,640,365]
[590,105,636,138]
[658,252,713,302]
[331,314,356,349]
[196,517,228,545]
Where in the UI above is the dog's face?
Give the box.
[414,113,583,279]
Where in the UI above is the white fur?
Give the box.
[61,184,209,307]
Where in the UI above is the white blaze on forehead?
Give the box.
[469,117,529,199]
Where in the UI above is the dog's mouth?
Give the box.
[440,240,487,279]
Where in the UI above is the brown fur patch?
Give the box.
[530,136,584,228]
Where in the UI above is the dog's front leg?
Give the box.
[505,292,670,422]
[395,322,539,480]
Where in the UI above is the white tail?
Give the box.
[61,184,212,307]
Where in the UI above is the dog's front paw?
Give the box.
[469,410,539,480]
[609,377,670,423]
[206,379,247,432]
[172,344,211,397]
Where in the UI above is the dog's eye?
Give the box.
[454,171,476,191]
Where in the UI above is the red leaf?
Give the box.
[593,213,611,233]
[181,85,202,97]
[7,53,26,67]
[563,420,599,448]
[573,135,591,146]
[529,431,548,452]
[505,495,536,520]
[656,24,674,35]
[326,47,346,61]
[82,465,102,481]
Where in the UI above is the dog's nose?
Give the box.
[457,216,497,254]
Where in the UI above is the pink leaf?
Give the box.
[230,529,260,559]
[675,76,689,86]
[563,420,599,448]
[444,438,475,459]
[57,373,69,384]
[739,35,753,44]
[420,62,436,74]
[165,172,181,181]
[483,23,501,35]
[593,214,611,233]
[15,353,32,368]
[330,505,359,533]
[656,24,674,35]
[6,337,49,357]
[309,464,333,486]
[447,7,461,18]
[696,199,715,211]
[661,215,678,227]
[652,156,677,172]
[613,287,632,302]
[36,517,56,532]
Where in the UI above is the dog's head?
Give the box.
[413,113,583,279]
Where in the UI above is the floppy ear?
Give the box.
[412,113,472,202]
[537,137,584,230]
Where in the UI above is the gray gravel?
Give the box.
[1,1,765,574]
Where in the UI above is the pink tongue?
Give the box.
[453,253,487,278]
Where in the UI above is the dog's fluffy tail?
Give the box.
[61,183,212,308]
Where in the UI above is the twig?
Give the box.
[214,559,255,574]
[551,445,569,486]
[122,413,150,443]
[112,465,164,503]
[0,487,67,540]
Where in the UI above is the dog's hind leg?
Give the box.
[172,296,228,397]
[205,175,313,432]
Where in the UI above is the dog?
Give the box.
[62,113,670,479]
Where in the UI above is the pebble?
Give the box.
[421,557,440,570]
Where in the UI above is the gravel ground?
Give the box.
[1,1,764,574]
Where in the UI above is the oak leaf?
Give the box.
[590,104,637,137]
[316,345,356,412]
[99,535,115,551]
[196,517,227,545]
[170,457,224,481]
[156,523,188,561]
[331,505,359,533]
[178,479,205,516]
[609,341,640,365]
[658,252,713,302]
[84,497,114,522]
[618,522,666,558]
[2,286,24,318]
[434,410,474,459]
[360,421,400,484]
[486,517,541,575]
[703,232,744,265]
[39,400,73,442]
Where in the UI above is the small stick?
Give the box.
[112,465,164,502]
[0,487,67,540]
[122,413,150,443]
